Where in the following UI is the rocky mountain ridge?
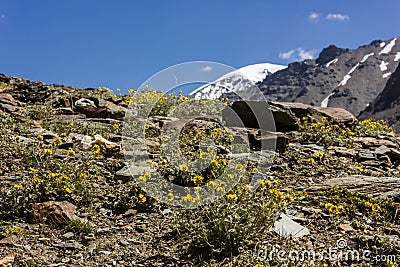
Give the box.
[190,36,400,130]
[257,37,399,118]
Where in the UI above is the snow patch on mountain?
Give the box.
[338,63,360,87]
[237,63,287,82]
[379,38,397,55]
[361,53,374,63]
[383,72,391,79]
[379,61,389,72]
[189,63,286,99]
[320,92,335,107]
[395,52,400,62]
[325,58,338,67]
[380,42,386,48]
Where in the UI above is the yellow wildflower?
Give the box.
[227,193,238,202]
[93,144,101,154]
[138,175,147,182]
[54,137,63,146]
[182,194,193,202]
[29,167,38,172]
[37,134,44,141]
[179,164,189,172]
[235,163,243,171]
[67,149,75,156]
[32,177,42,185]
[193,175,204,185]
[44,149,53,155]
[139,193,146,203]
[13,183,23,190]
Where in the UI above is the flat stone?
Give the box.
[328,146,357,157]
[273,213,310,239]
[52,242,83,250]
[114,165,154,182]
[308,175,400,198]
[353,136,397,148]
[339,223,354,232]
[30,128,58,139]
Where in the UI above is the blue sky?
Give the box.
[0,0,399,93]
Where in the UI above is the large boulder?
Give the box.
[223,101,356,132]
[31,201,78,226]
[73,97,126,120]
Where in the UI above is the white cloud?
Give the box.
[308,12,320,22]
[279,49,296,60]
[297,48,315,60]
[201,66,212,72]
[279,48,316,61]
[326,13,349,21]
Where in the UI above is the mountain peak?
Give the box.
[316,45,348,65]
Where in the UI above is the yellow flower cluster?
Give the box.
[54,137,63,147]
[324,203,344,214]
[139,193,146,203]
[193,175,204,185]
[32,177,43,185]
[227,193,238,202]
[138,171,151,182]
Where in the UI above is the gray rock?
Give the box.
[30,128,58,139]
[273,213,310,238]
[114,165,154,183]
[52,242,83,250]
[308,175,400,198]
[75,98,96,108]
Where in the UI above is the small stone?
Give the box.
[88,242,97,254]
[62,232,74,239]
[119,240,129,246]
[100,250,112,256]
[0,252,17,266]
[339,223,354,232]
[123,209,137,217]
[0,236,17,246]
[135,224,146,233]
[162,209,173,216]
[52,242,83,250]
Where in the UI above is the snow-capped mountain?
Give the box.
[189,63,286,100]
[189,36,400,130]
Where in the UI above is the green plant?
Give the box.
[64,218,93,235]
[297,117,395,148]
[170,178,294,263]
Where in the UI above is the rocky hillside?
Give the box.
[360,63,400,130]
[1,74,400,266]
